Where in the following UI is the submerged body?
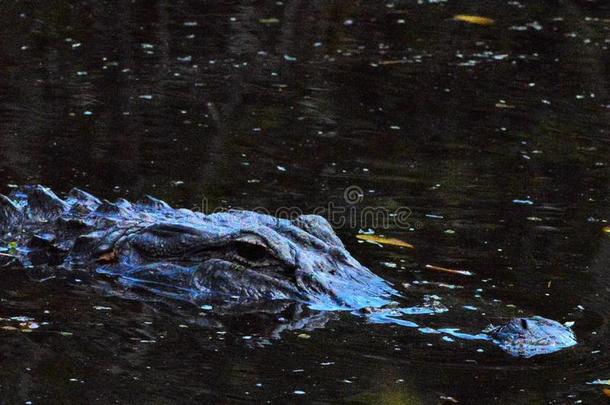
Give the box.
[0,185,576,357]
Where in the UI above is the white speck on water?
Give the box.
[200,305,213,311]
[381,262,397,269]
[283,54,297,62]
[83,111,92,116]
[139,95,153,100]
[293,390,306,395]
[72,43,81,48]
[425,213,444,219]
[512,199,534,205]
[177,56,192,62]
[442,336,455,342]
[344,19,353,26]
[183,21,198,26]
[277,165,287,172]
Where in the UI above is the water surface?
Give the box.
[0,0,608,403]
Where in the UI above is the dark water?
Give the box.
[1,0,609,403]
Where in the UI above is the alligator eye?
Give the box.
[234,242,268,262]
[520,318,529,330]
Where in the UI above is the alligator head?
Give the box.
[86,211,398,309]
[1,185,397,310]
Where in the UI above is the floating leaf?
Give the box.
[297,333,311,339]
[1,326,18,331]
[425,264,473,276]
[604,388,610,398]
[603,226,610,234]
[356,235,414,249]
[259,18,279,24]
[453,15,495,25]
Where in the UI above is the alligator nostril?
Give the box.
[520,318,528,330]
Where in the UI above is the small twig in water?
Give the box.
[425,264,473,276]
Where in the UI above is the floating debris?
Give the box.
[259,18,279,24]
[425,264,473,276]
[512,199,534,205]
[356,234,414,249]
[453,15,495,25]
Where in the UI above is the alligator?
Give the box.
[0,185,576,357]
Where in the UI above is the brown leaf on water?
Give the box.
[425,264,473,276]
[453,15,495,25]
[603,388,610,398]
[356,235,415,249]
[378,60,406,66]
[259,18,279,24]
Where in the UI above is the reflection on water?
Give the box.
[0,0,608,402]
